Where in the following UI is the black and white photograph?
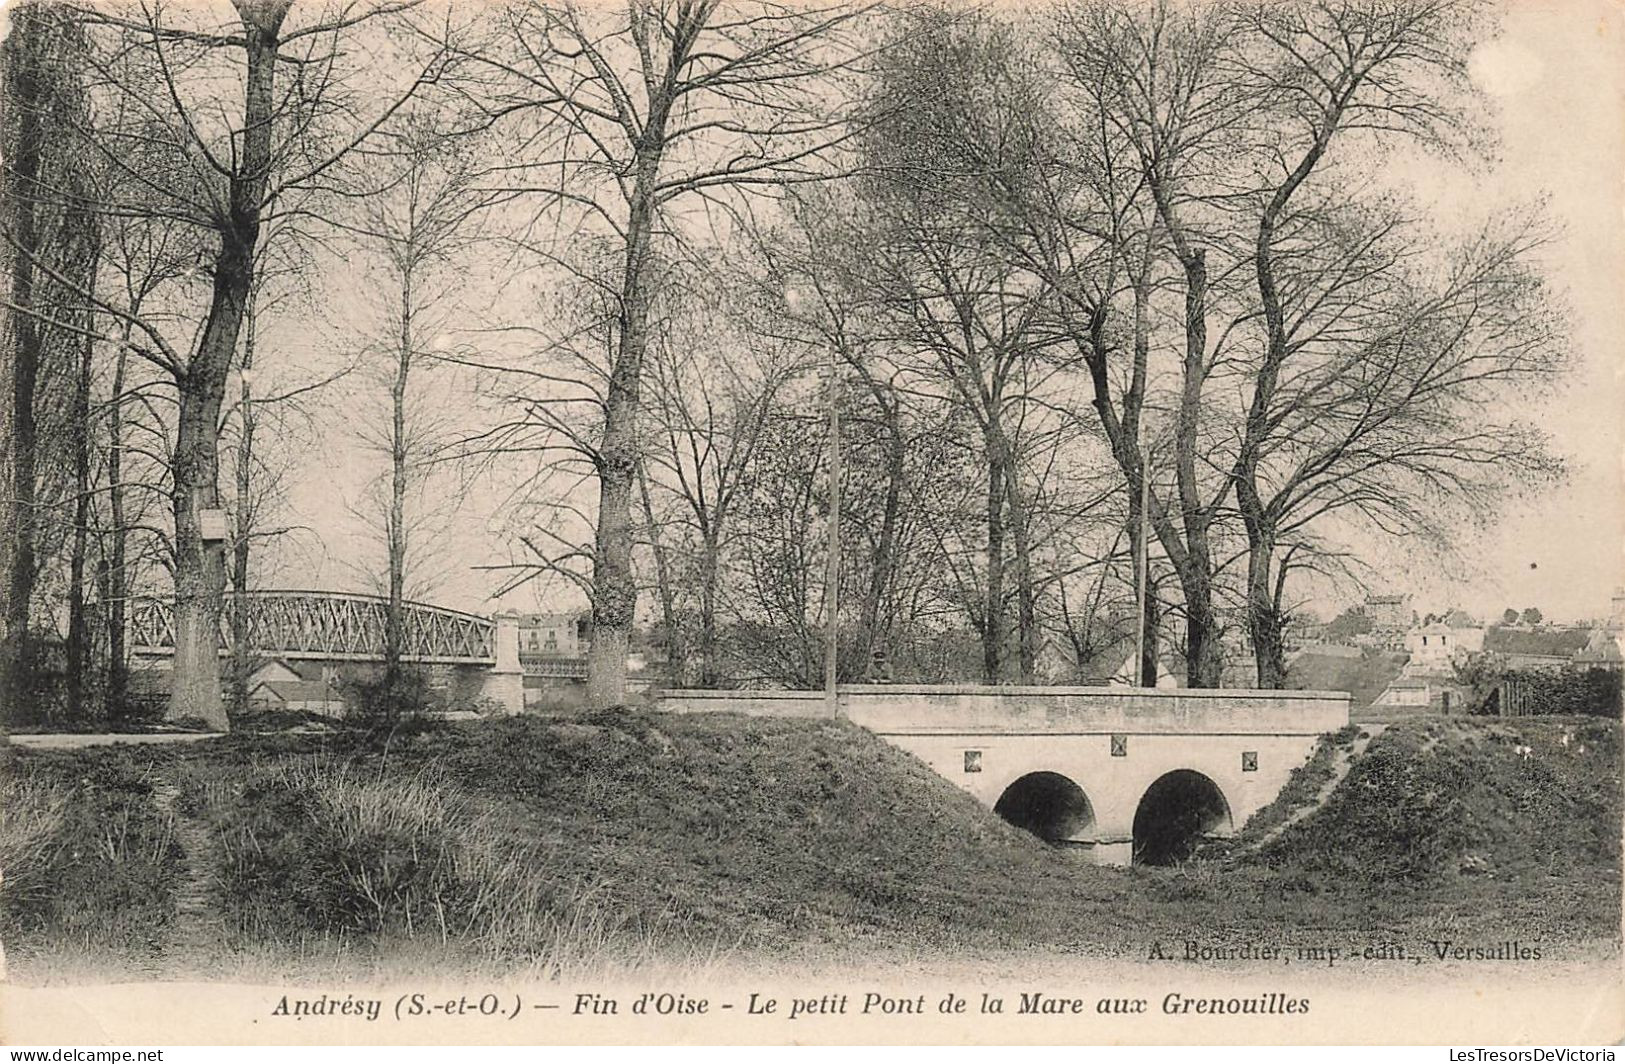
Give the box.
[0,0,1620,1047]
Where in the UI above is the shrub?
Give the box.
[1473,666,1622,718]
[0,752,180,953]
[0,775,73,914]
[1,632,74,730]
[339,666,440,740]
[1245,718,1623,888]
[207,759,644,970]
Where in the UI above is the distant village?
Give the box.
[1279,590,1625,715]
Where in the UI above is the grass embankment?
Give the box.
[1228,717,1620,905]
[2,709,1619,979]
[1,752,182,963]
[1287,649,1407,710]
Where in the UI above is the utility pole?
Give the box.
[824,344,841,716]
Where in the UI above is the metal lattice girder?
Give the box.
[128,591,495,664]
[129,596,176,651]
[519,655,589,679]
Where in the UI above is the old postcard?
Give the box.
[0,0,1620,1047]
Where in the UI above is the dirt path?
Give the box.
[1252,724,1388,849]
[10,732,223,749]
[148,777,223,974]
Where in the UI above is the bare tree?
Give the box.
[447,0,869,706]
[1,4,101,723]
[1234,204,1566,685]
[62,200,101,720]
[96,190,206,716]
[1220,0,1519,685]
[336,115,499,690]
[855,7,1179,685]
[15,0,451,729]
[870,213,1050,683]
[861,20,1026,682]
[3,5,59,720]
[755,187,916,681]
[641,267,800,686]
[1050,0,1274,687]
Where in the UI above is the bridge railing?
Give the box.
[129,591,497,664]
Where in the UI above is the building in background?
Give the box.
[1575,627,1625,671]
[1363,594,1413,649]
[515,611,591,658]
[1404,618,1485,669]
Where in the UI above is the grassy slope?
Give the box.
[1,749,182,960]
[1224,716,1621,938]
[2,708,1618,978]
[1286,649,1408,708]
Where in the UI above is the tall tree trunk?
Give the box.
[171,389,230,728]
[386,268,411,681]
[1125,261,1157,688]
[1140,574,1162,686]
[98,556,114,711]
[1012,520,1035,683]
[67,252,97,721]
[1126,450,1154,686]
[1078,239,1164,688]
[1236,125,1339,692]
[1170,248,1222,687]
[3,15,45,723]
[981,433,1005,684]
[1146,159,1225,688]
[586,155,661,707]
[1245,529,1284,689]
[106,327,130,714]
[855,384,904,680]
[1004,455,1035,684]
[637,460,685,686]
[229,287,257,715]
[699,532,720,687]
[166,1,287,729]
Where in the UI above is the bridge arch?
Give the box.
[993,771,1096,844]
[1132,769,1232,866]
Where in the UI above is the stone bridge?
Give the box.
[660,685,1349,865]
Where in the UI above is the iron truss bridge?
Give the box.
[129,591,495,665]
[519,654,588,679]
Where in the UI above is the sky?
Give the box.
[1398,0,1625,623]
[261,0,1625,628]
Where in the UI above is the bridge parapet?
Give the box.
[839,684,1347,735]
[659,685,1349,735]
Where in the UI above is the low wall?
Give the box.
[660,688,831,718]
[659,685,1349,736]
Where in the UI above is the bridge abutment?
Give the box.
[480,612,526,715]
